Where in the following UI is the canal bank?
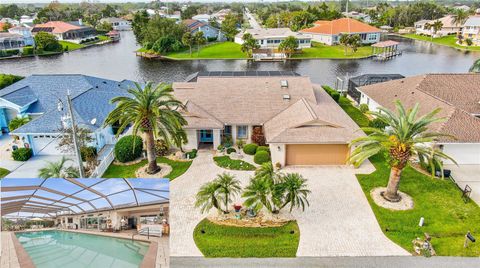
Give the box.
[0,32,478,87]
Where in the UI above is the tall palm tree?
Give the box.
[241,32,260,58]
[195,181,222,214]
[430,20,443,39]
[104,82,187,174]
[348,101,456,202]
[215,173,242,213]
[38,157,80,178]
[278,173,310,212]
[452,9,469,29]
[339,34,350,55]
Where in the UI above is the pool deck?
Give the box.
[2,228,169,268]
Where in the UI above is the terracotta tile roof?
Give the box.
[358,74,480,143]
[33,21,81,34]
[173,76,362,144]
[300,18,380,35]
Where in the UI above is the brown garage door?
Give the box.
[286,144,349,165]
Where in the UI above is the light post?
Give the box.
[57,91,85,178]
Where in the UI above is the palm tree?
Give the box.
[215,173,242,213]
[452,10,469,29]
[254,162,281,184]
[241,32,260,58]
[339,34,350,55]
[349,34,362,54]
[469,58,480,73]
[194,31,206,57]
[182,32,194,56]
[195,181,222,214]
[430,20,443,39]
[278,173,310,212]
[242,177,275,213]
[38,157,80,178]
[104,82,187,174]
[348,101,456,202]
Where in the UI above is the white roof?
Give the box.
[237,28,312,40]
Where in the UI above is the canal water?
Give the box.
[1,31,478,86]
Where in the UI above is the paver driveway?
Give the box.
[170,151,409,257]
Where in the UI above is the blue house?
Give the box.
[8,26,35,46]
[0,74,135,156]
[183,19,226,41]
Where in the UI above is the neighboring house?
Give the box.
[0,74,135,156]
[213,9,231,23]
[462,15,480,46]
[235,28,312,49]
[32,21,97,44]
[414,15,462,36]
[300,18,381,45]
[342,11,372,23]
[0,33,25,52]
[100,17,132,31]
[0,18,19,26]
[8,26,34,46]
[192,14,212,23]
[347,74,405,103]
[19,15,35,25]
[183,19,225,41]
[358,74,480,165]
[172,71,364,166]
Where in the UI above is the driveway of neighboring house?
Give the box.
[5,155,75,178]
[445,164,480,205]
[170,151,409,257]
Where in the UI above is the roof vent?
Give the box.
[103,81,107,84]
[280,80,288,88]
[283,94,291,100]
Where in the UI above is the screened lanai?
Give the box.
[1,178,170,219]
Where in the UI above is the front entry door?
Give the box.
[200,130,213,143]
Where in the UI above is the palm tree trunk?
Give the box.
[189,45,192,56]
[384,167,403,202]
[224,195,229,214]
[145,131,160,174]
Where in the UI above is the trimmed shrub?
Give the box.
[226,147,237,154]
[217,144,225,151]
[254,150,271,165]
[114,135,143,163]
[359,104,369,113]
[22,46,34,56]
[322,85,340,103]
[330,91,340,102]
[466,38,473,46]
[80,146,97,162]
[243,143,258,155]
[155,139,169,156]
[369,118,388,129]
[12,148,32,161]
[186,149,197,159]
[236,139,245,149]
[256,146,270,154]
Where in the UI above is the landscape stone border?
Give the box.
[370,187,414,211]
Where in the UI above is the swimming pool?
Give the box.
[15,230,150,268]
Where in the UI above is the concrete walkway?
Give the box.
[171,256,480,268]
[5,155,73,178]
[170,151,409,257]
[1,232,21,268]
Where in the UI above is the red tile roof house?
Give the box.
[357,73,480,165]
[172,72,364,166]
[31,20,97,44]
[300,18,381,46]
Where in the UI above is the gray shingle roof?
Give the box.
[464,16,480,27]
[0,74,135,134]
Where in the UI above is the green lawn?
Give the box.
[102,156,192,180]
[402,34,480,51]
[166,42,248,59]
[357,155,480,256]
[193,219,300,257]
[338,95,370,127]
[293,42,373,59]
[59,41,85,51]
[213,155,256,171]
[0,167,10,178]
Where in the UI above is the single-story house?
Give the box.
[357,73,480,165]
[99,17,132,31]
[172,71,364,166]
[0,74,135,156]
[462,15,480,46]
[192,14,212,23]
[299,18,381,45]
[183,19,225,41]
[0,33,25,52]
[347,74,405,103]
[342,12,372,23]
[234,28,312,49]
[414,15,462,36]
[31,20,97,44]
[8,26,34,46]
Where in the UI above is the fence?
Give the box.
[90,146,115,178]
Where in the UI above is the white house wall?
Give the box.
[359,91,382,112]
[269,143,286,167]
[184,129,198,150]
[441,143,480,164]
